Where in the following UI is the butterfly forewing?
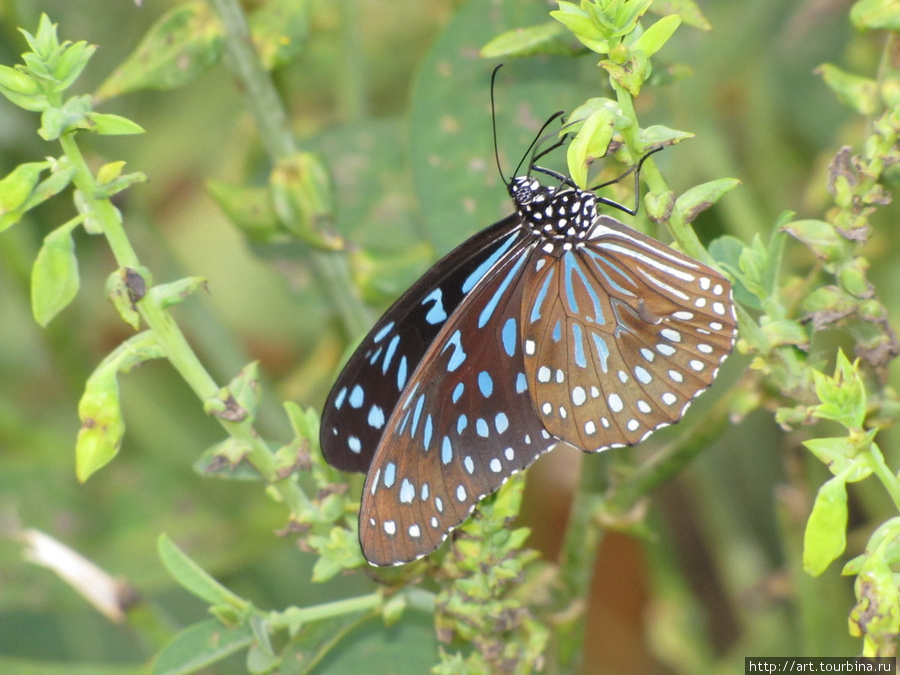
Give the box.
[522,215,737,452]
[321,215,523,473]
[359,242,557,566]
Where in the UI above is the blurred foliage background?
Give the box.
[0,0,896,672]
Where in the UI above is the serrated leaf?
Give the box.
[31,220,80,326]
[152,619,253,675]
[158,534,251,608]
[803,475,848,576]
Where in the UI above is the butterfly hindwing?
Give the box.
[522,215,738,452]
[320,215,524,473]
[359,240,557,566]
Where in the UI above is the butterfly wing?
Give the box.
[522,215,737,451]
[320,215,526,473]
[359,241,557,566]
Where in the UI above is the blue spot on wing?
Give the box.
[478,253,528,328]
[396,356,408,390]
[443,330,466,372]
[349,385,364,408]
[372,321,395,343]
[530,267,555,323]
[572,324,587,368]
[452,382,464,403]
[382,335,400,374]
[501,318,517,357]
[478,371,494,397]
[591,332,610,373]
[422,289,448,325]
[462,231,519,293]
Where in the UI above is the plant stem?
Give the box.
[557,452,607,671]
[207,0,372,339]
[59,131,310,517]
[867,444,900,513]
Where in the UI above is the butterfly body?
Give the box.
[321,166,737,566]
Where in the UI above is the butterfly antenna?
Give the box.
[513,110,566,178]
[490,64,508,185]
[592,145,666,216]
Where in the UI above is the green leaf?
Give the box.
[52,40,97,92]
[207,180,282,243]
[38,94,92,140]
[194,438,261,480]
[639,124,694,147]
[270,152,344,251]
[674,178,740,223]
[75,368,124,483]
[158,534,252,609]
[86,112,145,136]
[803,434,875,480]
[0,64,49,111]
[147,276,207,308]
[631,15,681,58]
[480,21,571,58]
[566,107,616,188]
[249,0,311,70]
[600,51,649,96]
[105,267,151,330]
[842,517,900,575]
[811,350,867,429]
[31,220,80,326]
[0,162,48,230]
[550,4,610,53]
[222,362,262,423]
[850,0,900,31]
[816,64,879,116]
[803,475,848,576]
[651,0,711,30]
[283,402,320,446]
[75,332,165,481]
[19,161,76,214]
[782,218,848,262]
[848,556,900,647]
[152,619,253,675]
[95,2,223,101]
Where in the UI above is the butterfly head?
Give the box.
[510,176,599,248]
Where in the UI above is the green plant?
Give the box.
[1,0,898,672]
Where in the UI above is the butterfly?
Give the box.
[320,71,737,567]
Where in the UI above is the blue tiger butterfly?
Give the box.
[320,68,737,566]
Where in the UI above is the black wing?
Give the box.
[320,215,528,472]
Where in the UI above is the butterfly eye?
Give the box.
[510,177,535,205]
